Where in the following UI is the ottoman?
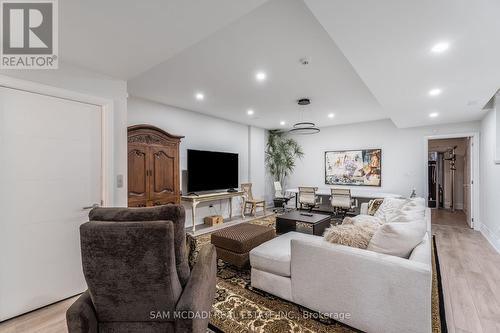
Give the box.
[211,223,275,268]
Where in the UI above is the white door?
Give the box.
[0,87,102,321]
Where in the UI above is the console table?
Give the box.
[181,191,245,232]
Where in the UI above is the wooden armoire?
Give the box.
[127,125,183,207]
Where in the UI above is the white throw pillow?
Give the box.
[344,214,384,226]
[386,210,425,223]
[373,198,408,221]
[367,220,427,258]
[401,197,426,212]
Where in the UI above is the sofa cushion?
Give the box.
[323,223,378,249]
[367,220,427,258]
[250,232,320,277]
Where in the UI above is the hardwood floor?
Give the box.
[1,209,499,333]
[0,297,77,333]
[433,209,500,333]
[432,208,469,228]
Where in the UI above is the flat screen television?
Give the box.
[187,149,239,193]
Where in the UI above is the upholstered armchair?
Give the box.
[66,205,217,333]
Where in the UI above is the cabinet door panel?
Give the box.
[149,196,178,207]
[150,146,177,200]
[128,145,149,202]
[128,200,148,208]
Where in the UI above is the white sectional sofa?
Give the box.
[250,206,432,333]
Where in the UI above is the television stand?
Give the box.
[181,191,245,233]
[227,188,237,193]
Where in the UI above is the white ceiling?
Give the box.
[305,0,500,128]
[59,0,500,129]
[128,0,385,129]
[60,0,268,79]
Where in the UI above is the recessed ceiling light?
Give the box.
[280,121,286,126]
[431,42,450,53]
[429,112,439,118]
[428,88,442,96]
[328,113,335,118]
[247,109,254,115]
[255,71,267,82]
[195,92,204,100]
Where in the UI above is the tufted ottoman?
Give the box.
[211,223,275,268]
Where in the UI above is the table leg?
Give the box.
[241,195,246,218]
[192,201,198,233]
[229,197,233,220]
[295,193,298,209]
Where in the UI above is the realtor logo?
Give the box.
[1,0,58,69]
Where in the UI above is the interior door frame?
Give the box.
[0,75,114,206]
[423,132,480,230]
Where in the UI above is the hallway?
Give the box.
[432,209,469,228]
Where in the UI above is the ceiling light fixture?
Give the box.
[431,42,450,53]
[255,71,267,82]
[247,109,254,115]
[195,92,204,100]
[289,98,320,135]
[328,113,335,118]
[428,88,442,96]
[429,112,439,118]
[280,121,286,126]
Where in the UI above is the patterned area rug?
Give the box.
[187,215,447,333]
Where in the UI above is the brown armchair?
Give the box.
[66,205,217,333]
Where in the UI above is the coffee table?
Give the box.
[276,211,332,236]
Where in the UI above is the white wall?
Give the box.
[0,62,128,206]
[285,119,480,199]
[480,108,500,252]
[128,97,268,227]
[249,126,271,203]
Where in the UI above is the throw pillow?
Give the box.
[324,223,378,249]
[386,210,425,223]
[367,220,427,258]
[367,199,384,215]
[343,214,383,226]
[373,198,408,221]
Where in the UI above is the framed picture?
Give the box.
[325,149,382,186]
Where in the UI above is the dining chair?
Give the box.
[241,183,266,216]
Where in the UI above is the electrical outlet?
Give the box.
[116,174,123,188]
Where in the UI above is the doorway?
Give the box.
[427,136,474,228]
[0,86,103,321]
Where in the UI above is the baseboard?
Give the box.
[479,223,500,254]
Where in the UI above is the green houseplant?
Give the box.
[265,130,304,199]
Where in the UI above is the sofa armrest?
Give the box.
[360,202,369,215]
[290,239,432,333]
[175,244,217,333]
[66,291,98,333]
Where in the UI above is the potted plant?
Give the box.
[265,130,304,207]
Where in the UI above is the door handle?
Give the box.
[82,203,100,210]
